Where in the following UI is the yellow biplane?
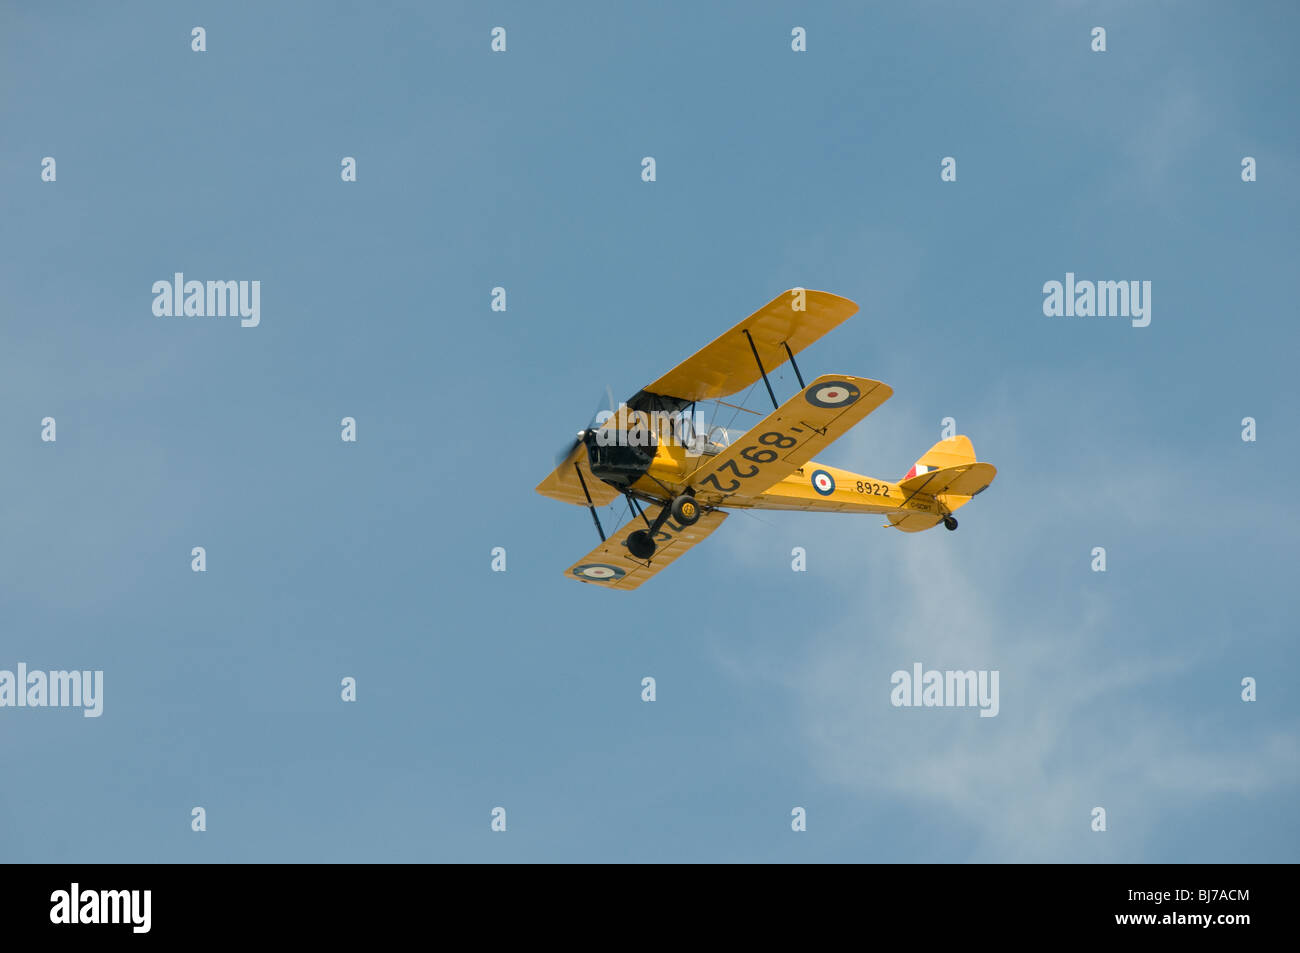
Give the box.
[536,289,997,589]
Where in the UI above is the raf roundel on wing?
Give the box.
[805,380,861,408]
[573,563,626,582]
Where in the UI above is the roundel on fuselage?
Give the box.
[811,469,836,495]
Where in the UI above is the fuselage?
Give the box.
[595,437,943,520]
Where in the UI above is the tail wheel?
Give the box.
[943,516,958,531]
[671,494,700,526]
[627,529,656,559]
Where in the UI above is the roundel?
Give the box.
[572,563,625,582]
[810,469,836,496]
[805,380,861,408]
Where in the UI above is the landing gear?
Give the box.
[627,529,656,559]
[625,490,704,560]
[943,515,958,531]
[671,493,700,526]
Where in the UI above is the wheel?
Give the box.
[943,516,958,531]
[671,494,700,526]
[627,529,656,559]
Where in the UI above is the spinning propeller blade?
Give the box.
[553,386,618,467]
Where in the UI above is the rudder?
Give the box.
[903,435,976,480]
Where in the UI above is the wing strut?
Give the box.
[626,491,677,543]
[782,341,806,388]
[627,495,653,530]
[743,329,780,410]
[573,462,606,541]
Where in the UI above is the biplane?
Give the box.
[536,289,997,589]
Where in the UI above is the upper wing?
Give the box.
[687,374,893,504]
[566,506,728,591]
[638,290,859,403]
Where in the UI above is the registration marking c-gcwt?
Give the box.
[811,470,836,496]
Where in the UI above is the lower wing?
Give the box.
[566,506,729,590]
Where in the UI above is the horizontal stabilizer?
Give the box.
[886,512,945,533]
[898,461,997,499]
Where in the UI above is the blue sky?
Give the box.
[1,1,1296,862]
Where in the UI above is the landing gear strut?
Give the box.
[626,492,702,560]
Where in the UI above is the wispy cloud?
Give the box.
[711,437,1298,860]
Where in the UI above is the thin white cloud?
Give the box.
[709,431,1298,860]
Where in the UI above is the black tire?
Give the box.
[671,494,700,526]
[943,516,958,531]
[627,529,656,559]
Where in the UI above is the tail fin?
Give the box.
[903,435,976,480]
[888,435,996,532]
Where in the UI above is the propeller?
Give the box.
[554,385,619,467]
